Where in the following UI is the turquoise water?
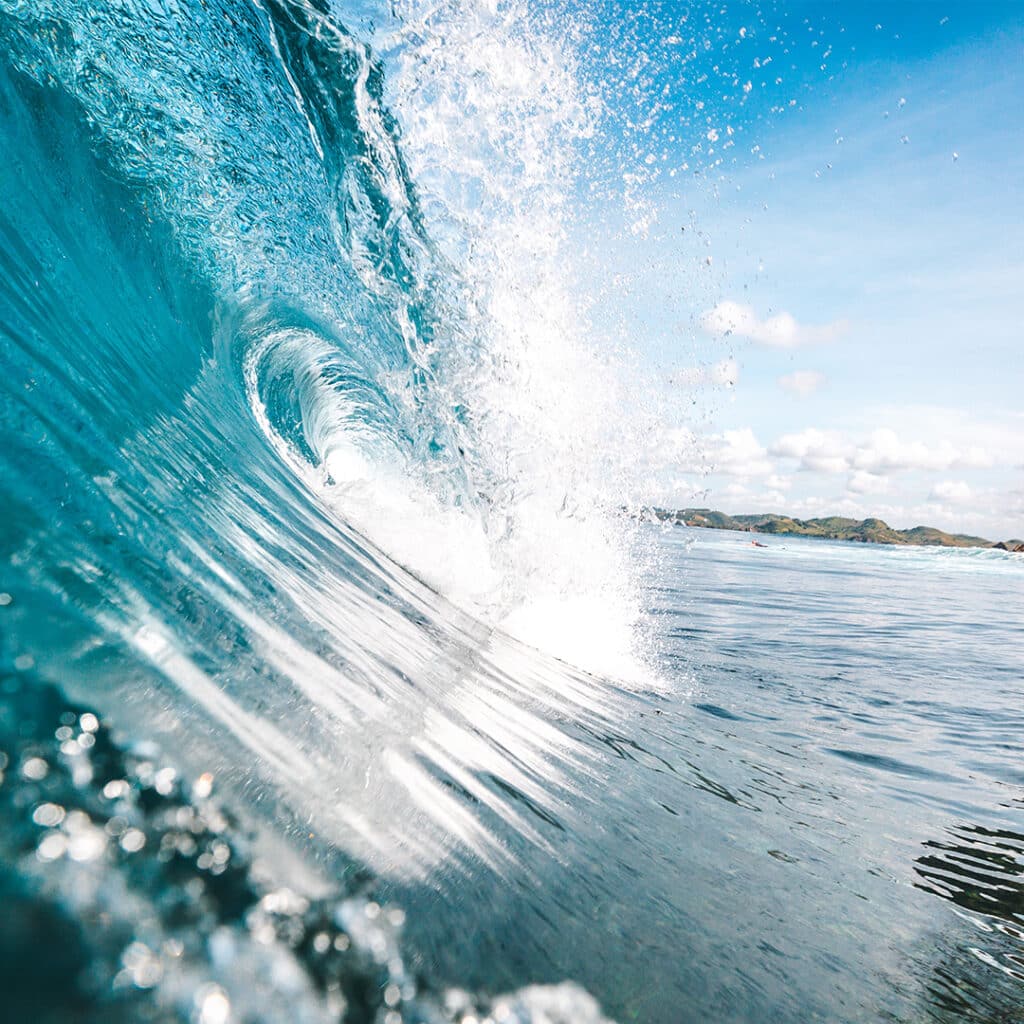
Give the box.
[1,1,1023,1021]
[3,521,1022,1021]
[374,528,1024,1023]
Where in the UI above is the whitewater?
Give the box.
[1,2,1023,1022]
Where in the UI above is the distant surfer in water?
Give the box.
[751,539,767,548]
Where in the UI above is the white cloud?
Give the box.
[700,300,847,348]
[713,428,773,476]
[847,470,889,495]
[665,410,1023,537]
[769,428,851,473]
[778,370,825,397]
[929,479,973,503]
[714,479,788,510]
[769,425,998,477]
[709,357,739,388]
[678,427,773,478]
[673,357,739,389]
[851,428,993,473]
[854,406,1016,468]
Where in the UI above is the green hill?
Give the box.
[645,508,1024,551]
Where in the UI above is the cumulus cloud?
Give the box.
[847,470,889,495]
[778,370,825,397]
[678,427,773,478]
[715,479,789,509]
[770,426,997,476]
[769,428,850,473]
[851,429,993,474]
[862,406,1021,464]
[713,428,774,476]
[700,301,847,349]
[668,411,1019,536]
[929,480,973,503]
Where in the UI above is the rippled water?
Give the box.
[375,528,1024,1023]
[5,527,1022,1022]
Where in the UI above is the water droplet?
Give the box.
[22,757,48,780]
[121,828,146,853]
[197,984,231,1024]
[33,803,66,827]
[37,833,67,861]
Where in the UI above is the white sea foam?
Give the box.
[299,0,666,681]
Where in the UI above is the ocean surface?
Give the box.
[3,521,1022,1023]
[1,2,1023,1022]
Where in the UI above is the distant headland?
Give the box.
[646,508,1024,552]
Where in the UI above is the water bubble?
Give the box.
[196,984,231,1024]
[0,593,12,606]
[193,771,214,799]
[32,802,65,827]
[123,942,163,988]
[121,828,146,853]
[37,832,67,861]
[103,779,130,799]
[80,712,99,733]
[154,767,176,795]
[68,824,107,862]
[22,757,48,780]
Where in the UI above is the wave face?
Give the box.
[0,1,672,1017]
[0,0,654,861]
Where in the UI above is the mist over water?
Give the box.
[1,2,1023,1022]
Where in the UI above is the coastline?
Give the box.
[646,508,1024,552]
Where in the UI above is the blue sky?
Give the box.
[572,1,1024,538]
